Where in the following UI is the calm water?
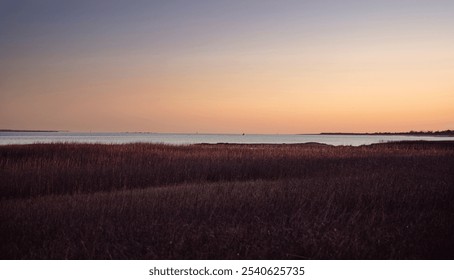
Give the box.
[0,131,452,146]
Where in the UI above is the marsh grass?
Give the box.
[1,141,453,259]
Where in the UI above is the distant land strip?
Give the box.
[2,129,453,136]
[0,129,64,132]
[320,130,454,136]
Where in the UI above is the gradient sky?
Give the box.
[1,0,453,133]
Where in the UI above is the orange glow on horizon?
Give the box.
[1,1,453,133]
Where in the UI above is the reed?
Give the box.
[1,141,453,259]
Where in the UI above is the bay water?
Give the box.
[1,131,452,146]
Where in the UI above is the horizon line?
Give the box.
[2,129,453,135]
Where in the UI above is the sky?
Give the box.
[1,0,453,133]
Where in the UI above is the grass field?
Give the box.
[1,141,453,259]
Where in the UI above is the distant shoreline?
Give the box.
[0,129,63,132]
[2,129,454,137]
[320,130,454,137]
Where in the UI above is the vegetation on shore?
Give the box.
[320,130,454,136]
[1,141,453,259]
